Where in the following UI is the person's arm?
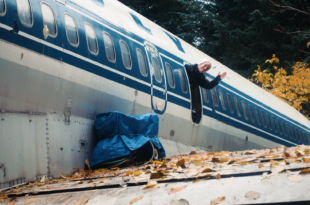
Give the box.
[199,75,221,90]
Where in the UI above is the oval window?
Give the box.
[278,119,283,135]
[41,3,57,37]
[241,101,248,120]
[152,57,162,83]
[287,123,292,139]
[248,104,255,123]
[65,14,79,46]
[261,111,267,128]
[266,114,272,130]
[211,88,219,107]
[218,90,227,110]
[227,93,234,114]
[234,98,241,117]
[299,129,304,144]
[0,0,6,15]
[255,108,261,126]
[202,88,209,103]
[103,32,116,62]
[120,41,132,69]
[283,122,288,137]
[165,63,175,88]
[136,49,148,77]
[295,127,300,142]
[17,0,33,27]
[303,132,308,145]
[291,125,296,141]
[272,116,278,133]
[178,69,188,94]
[85,23,98,55]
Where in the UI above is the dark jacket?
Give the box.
[185,64,221,90]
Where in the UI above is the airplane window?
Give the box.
[266,114,272,130]
[272,116,278,133]
[248,104,255,123]
[65,14,79,47]
[165,63,175,88]
[120,41,132,69]
[178,69,188,94]
[202,88,209,103]
[295,127,301,142]
[283,122,288,137]
[152,57,162,83]
[218,89,227,110]
[287,123,292,139]
[303,132,308,145]
[227,93,234,114]
[278,119,283,135]
[211,88,219,107]
[291,125,296,141]
[299,129,304,144]
[41,3,57,37]
[17,0,33,27]
[103,32,116,62]
[254,108,261,125]
[0,0,6,15]
[136,49,148,77]
[85,23,98,55]
[234,98,241,117]
[261,111,267,128]
[241,101,248,120]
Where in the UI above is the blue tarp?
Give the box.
[90,111,166,167]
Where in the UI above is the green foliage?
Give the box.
[119,0,309,78]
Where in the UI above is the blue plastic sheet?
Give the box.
[90,111,166,167]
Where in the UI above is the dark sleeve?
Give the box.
[199,75,221,90]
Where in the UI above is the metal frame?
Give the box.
[41,2,58,38]
[84,22,99,56]
[119,40,132,70]
[103,31,116,63]
[164,62,175,89]
[16,0,34,28]
[0,0,6,16]
[64,12,80,47]
[151,56,162,83]
[136,48,148,77]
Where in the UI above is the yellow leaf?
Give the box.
[150,171,164,179]
[7,202,15,205]
[176,159,186,168]
[201,168,213,173]
[85,159,90,170]
[24,198,37,205]
[129,196,143,204]
[307,42,310,48]
[168,185,187,194]
[259,164,264,168]
[0,191,8,200]
[273,155,280,158]
[152,161,162,165]
[304,158,310,163]
[220,158,228,163]
[214,173,221,179]
[59,173,66,180]
[210,196,225,205]
[300,168,310,174]
[141,180,158,189]
[74,199,89,205]
[193,160,202,166]
[134,171,141,176]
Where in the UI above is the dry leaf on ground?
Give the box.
[245,191,260,200]
[59,173,66,179]
[222,177,234,185]
[85,159,91,170]
[141,180,158,189]
[170,199,189,205]
[134,171,141,176]
[7,202,15,205]
[202,168,212,173]
[300,168,310,174]
[220,158,228,163]
[304,158,310,163]
[261,178,273,184]
[130,196,143,204]
[189,151,197,155]
[0,191,8,200]
[169,185,188,194]
[287,175,303,182]
[210,196,225,205]
[150,171,164,179]
[74,199,89,205]
[40,175,46,183]
[214,173,221,179]
[193,160,202,166]
[24,198,37,205]
[176,159,186,168]
[271,166,284,174]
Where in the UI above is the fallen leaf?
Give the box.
[150,171,164,179]
[202,168,212,173]
[222,177,234,185]
[152,161,162,165]
[245,191,260,200]
[304,158,310,163]
[141,180,158,189]
[286,170,300,175]
[176,159,186,168]
[74,199,89,205]
[192,179,203,183]
[32,191,39,194]
[170,199,189,205]
[189,151,197,155]
[273,155,280,158]
[300,168,310,174]
[258,164,264,168]
[24,198,37,205]
[134,171,141,176]
[210,196,225,205]
[130,196,143,204]
[284,152,290,157]
[193,160,202,166]
[75,181,83,184]
[40,175,46,183]
[287,175,303,183]
[261,178,273,184]
[212,158,220,163]
[88,180,94,183]
[59,173,66,179]
[214,173,221,179]
[169,185,188,194]
[0,191,8,200]
[219,158,228,163]
[7,202,15,205]
[271,166,284,174]
[85,159,91,170]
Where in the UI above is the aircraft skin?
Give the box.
[0,0,309,189]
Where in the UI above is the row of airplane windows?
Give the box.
[9,0,190,95]
[203,86,310,144]
[4,0,310,145]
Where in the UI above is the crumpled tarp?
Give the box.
[90,111,166,167]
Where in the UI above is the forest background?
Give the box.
[119,0,310,119]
